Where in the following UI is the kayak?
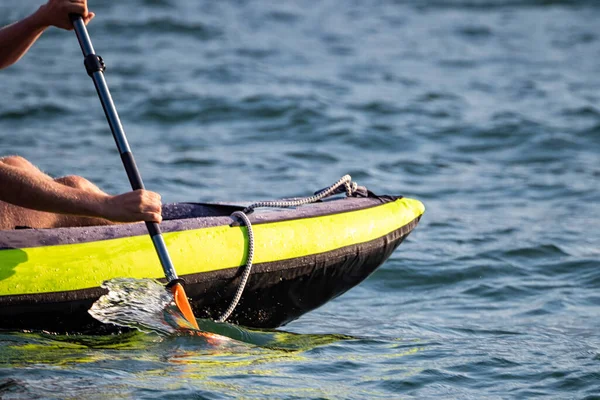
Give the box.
[0,190,424,333]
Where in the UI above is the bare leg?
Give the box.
[0,156,114,229]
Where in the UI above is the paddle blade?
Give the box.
[170,283,199,330]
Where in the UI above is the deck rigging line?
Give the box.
[217,175,366,322]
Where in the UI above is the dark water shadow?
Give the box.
[0,378,26,397]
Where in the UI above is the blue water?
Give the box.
[1,0,600,398]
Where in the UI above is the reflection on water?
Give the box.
[0,327,425,398]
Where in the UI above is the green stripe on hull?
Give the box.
[0,198,424,296]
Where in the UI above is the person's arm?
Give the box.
[0,162,162,223]
[0,0,95,70]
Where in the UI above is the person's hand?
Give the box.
[100,190,163,224]
[36,0,95,30]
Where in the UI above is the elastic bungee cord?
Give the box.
[216,210,255,323]
[216,175,366,323]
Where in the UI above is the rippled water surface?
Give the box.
[1,0,599,398]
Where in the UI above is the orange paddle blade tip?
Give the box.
[171,283,199,330]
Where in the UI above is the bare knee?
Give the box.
[0,155,35,169]
[55,175,89,189]
[55,175,105,195]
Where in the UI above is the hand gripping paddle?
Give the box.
[69,15,199,330]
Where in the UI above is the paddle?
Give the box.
[69,15,199,330]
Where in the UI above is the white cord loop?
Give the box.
[216,175,364,323]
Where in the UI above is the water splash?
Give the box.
[88,279,351,351]
[88,278,200,335]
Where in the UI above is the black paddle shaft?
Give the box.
[70,15,179,283]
